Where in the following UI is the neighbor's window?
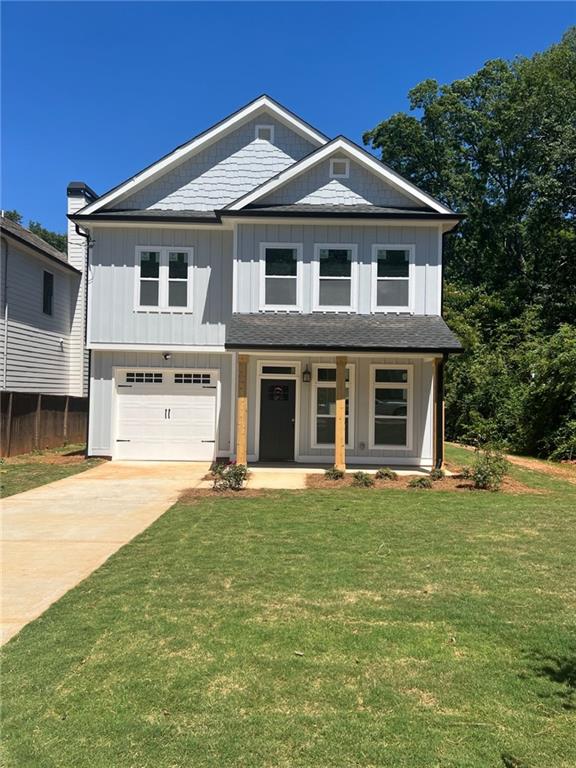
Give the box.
[371,367,411,448]
[261,244,301,309]
[135,247,193,311]
[330,158,350,178]
[255,124,274,142]
[42,271,54,315]
[315,246,357,309]
[312,365,354,448]
[372,245,413,311]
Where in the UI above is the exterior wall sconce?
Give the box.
[163,353,172,360]
[302,365,312,383]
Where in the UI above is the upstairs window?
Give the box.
[330,158,350,178]
[135,247,193,311]
[42,271,54,315]
[260,243,302,310]
[313,245,358,311]
[255,124,274,143]
[372,245,414,312]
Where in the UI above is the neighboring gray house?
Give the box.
[0,214,87,454]
[70,95,462,469]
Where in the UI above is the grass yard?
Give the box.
[1,452,575,767]
[0,445,103,498]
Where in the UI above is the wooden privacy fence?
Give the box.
[1,392,88,457]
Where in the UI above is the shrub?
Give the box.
[408,476,433,489]
[351,471,374,487]
[375,466,398,481]
[211,461,248,491]
[429,468,445,481]
[462,445,508,491]
[325,467,345,480]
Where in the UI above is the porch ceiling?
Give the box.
[226,312,463,353]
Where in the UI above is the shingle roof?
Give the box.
[0,215,78,272]
[73,209,219,223]
[226,313,463,352]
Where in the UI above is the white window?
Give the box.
[313,244,358,311]
[330,158,350,179]
[259,243,303,310]
[369,365,412,449]
[311,364,355,449]
[135,246,193,312]
[255,124,274,143]
[174,372,212,385]
[125,371,163,384]
[371,244,415,312]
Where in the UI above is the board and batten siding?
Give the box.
[260,157,426,209]
[88,227,233,346]
[114,117,318,212]
[0,237,79,395]
[89,350,233,456]
[235,223,441,316]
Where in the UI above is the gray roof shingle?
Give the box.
[0,215,71,266]
[226,313,463,352]
[73,209,219,223]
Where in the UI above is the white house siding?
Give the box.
[0,238,78,395]
[89,350,232,456]
[113,117,318,212]
[259,158,426,208]
[68,194,89,396]
[235,223,441,316]
[88,227,233,346]
[243,354,434,466]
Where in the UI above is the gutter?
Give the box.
[74,224,93,457]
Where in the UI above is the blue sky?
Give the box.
[1,1,574,232]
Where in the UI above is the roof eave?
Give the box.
[0,229,80,274]
[225,342,463,354]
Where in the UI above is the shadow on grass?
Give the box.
[523,651,576,710]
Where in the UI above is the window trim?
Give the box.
[330,157,350,179]
[368,364,413,450]
[259,242,304,312]
[42,270,54,316]
[134,246,194,313]
[312,243,358,312]
[255,124,275,143]
[310,363,355,450]
[371,244,415,313]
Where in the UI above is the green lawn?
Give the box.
[0,445,102,498]
[2,457,575,767]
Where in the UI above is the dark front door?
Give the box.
[259,379,296,461]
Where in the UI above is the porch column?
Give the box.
[334,355,347,471]
[433,356,445,468]
[235,354,249,466]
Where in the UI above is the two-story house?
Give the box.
[70,95,462,469]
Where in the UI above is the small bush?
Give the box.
[375,466,398,481]
[211,461,248,491]
[325,467,345,480]
[408,476,432,489]
[462,445,508,491]
[351,471,374,487]
[429,468,445,481]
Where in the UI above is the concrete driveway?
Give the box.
[1,461,209,645]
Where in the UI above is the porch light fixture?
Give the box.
[163,353,172,360]
[302,365,312,383]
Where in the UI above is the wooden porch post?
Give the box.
[334,355,347,471]
[235,354,249,466]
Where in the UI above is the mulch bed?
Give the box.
[306,474,539,494]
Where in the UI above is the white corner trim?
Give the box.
[370,244,416,314]
[79,96,328,215]
[226,137,453,214]
[258,242,304,312]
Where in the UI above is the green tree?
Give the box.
[1,209,67,253]
[3,210,22,224]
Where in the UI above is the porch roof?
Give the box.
[226,313,463,353]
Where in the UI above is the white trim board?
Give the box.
[225,136,454,214]
[79,96,328,215]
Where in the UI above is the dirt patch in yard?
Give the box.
[306,474,539,494]
[5,447,97,466]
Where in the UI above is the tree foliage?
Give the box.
[364,29,576,458]
[2,210,67,253]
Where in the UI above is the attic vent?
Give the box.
[255,124,274,143]
[330,158,350,179]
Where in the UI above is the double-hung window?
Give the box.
[370,366,412,449]
[260,243,302,310]
[135,246,193,311]
[313,245,358,311]
[371,245,414,312]
[311,364,355,448]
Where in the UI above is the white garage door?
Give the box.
[114,369,218,461]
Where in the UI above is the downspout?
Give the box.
[434,353,446,469]
[74,223,93,457]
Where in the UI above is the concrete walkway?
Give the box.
[1,461,208,645]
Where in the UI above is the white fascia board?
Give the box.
[226,137,453,215]
[88,343,229,353]
[79,97,329,216]
[224,216,460,228]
